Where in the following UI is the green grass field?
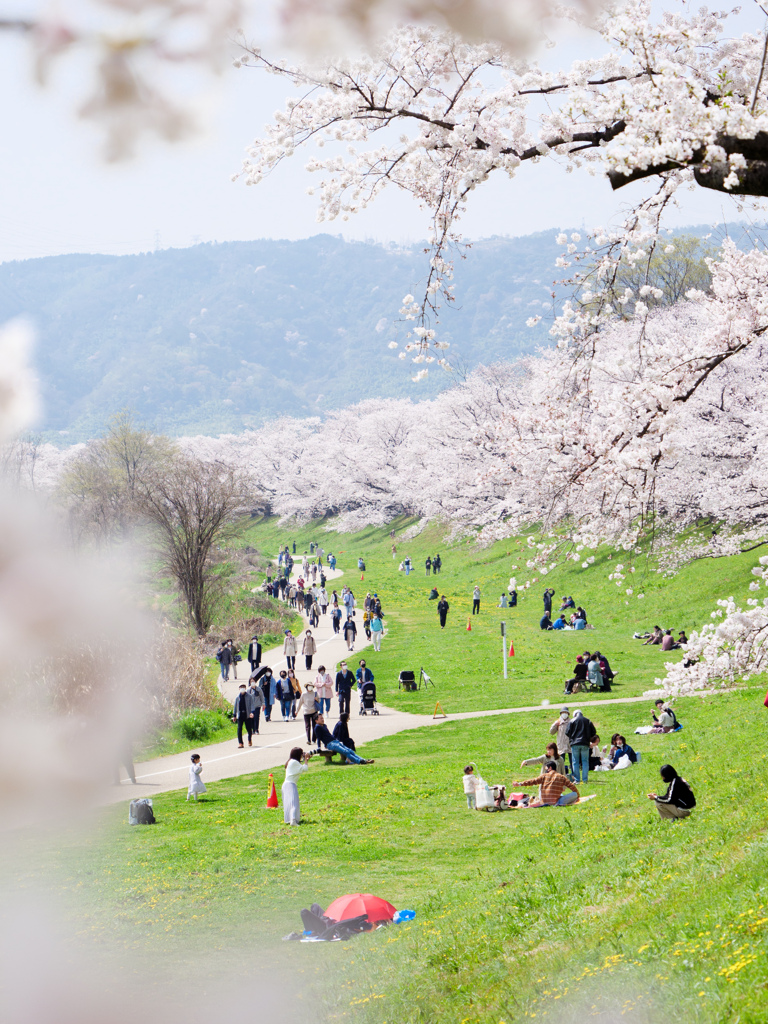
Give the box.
[15,517,768,1023]
[44,689,768,1023]
[237,517,764,712]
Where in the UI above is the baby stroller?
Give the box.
[359,680,379,715]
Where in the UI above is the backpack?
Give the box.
[129,798,156,825]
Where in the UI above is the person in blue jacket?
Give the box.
[552,615,566,630]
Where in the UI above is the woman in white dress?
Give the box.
[187,754,207,802]
[283,747,310,825]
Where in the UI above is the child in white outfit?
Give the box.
[187,754,207,801]
[463,764,478,809]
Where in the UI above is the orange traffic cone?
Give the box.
[361,573,364,581]
[466,617,472,631]
[266,773,279,809]
[509,641,515,657]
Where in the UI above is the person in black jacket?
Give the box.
[543,588,555,614]
[247,635,262,673]
[335,662,355,716]
[565,710,597,784]
[332,713,357,761]
[314,714,372,764]
[437,596,449,629]
[565,656,588,694]
[232,684,256,748]
[648,764,695,819]
[218,642,233,681]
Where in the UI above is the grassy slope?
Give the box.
[49,691,768,1023]
[23,518,768,1024]
[239,517,764,712]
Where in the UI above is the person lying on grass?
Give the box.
[511,761,580,807]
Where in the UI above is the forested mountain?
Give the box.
[0,225,757,440]
[0,232,571,439]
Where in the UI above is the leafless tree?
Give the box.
[136,456,253,635]
[61,411,175,543]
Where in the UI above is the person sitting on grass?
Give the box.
[588,735,605,770]
[647,764,695,820]
[610,736,638,767]
[313,714,374,765]
[520,741,566,776]
[651,700,676,733]
[678,629,688,645]
[661,629,675,651]
[428,587,439,600]
[643,625,664,645]
[539,612,553,630]
[552,614,567,630]
[511,761,580,807]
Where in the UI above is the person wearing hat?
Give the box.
[549,708,572,774]
[297,682,319,743]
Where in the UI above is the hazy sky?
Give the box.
[0,2,764,264]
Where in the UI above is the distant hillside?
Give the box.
[0,225,761,440]
[0,233,568,440]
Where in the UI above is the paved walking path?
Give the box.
[109,550,722,805]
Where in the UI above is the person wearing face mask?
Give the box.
[232,683,256,748]
[302,629,317,670]
[549,707,573,776]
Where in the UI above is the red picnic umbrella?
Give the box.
[325,893,397,924]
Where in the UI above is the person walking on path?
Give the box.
[256,668,277,722]
[283,747,310,825]
[218,642,233,682]
[233,683,256,748]
[356,660,373,711]
[318,587,329,615]
[472,585,481,615]
[302,629,317,670]
[371,611,384,651]
[335,662,355,716]
[331,603,342,634]
[648,765,696,820]
[437,595,449,629]
[226,640,241,680]
[343,616,357,652]
[298,682,319,744]
[313,714,374,764]
[247,677,264,735]
[187,754,207,801]
[287,669,302,719]
[276,671,293,722]
[283,630,297,670]
[314,665,333,714]
[247,635,262,673]
[565,709,596,784]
